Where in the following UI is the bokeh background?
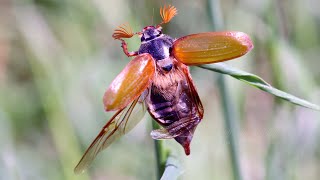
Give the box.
[1,0,320,179]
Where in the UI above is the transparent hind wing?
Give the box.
[150,116,200,140]
[151,128,173,139]
[74,96,147,174]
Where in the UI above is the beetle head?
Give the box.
[139,26,162,42]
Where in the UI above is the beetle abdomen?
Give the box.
[148,83,199,124]
[145,59,203,155]
[147,64,199,131]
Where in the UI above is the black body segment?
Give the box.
[138,26,203,154]
[138,34,174,60]
[146,59,203,154]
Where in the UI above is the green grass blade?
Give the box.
[199,63,320,111]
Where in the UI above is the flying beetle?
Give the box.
[75,4,253,173]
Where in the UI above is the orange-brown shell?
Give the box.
[103,54,155,111]
[172,32,253,65]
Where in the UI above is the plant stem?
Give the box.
[151,117,168,179]
[14,7,88,180]
[217,76,243,180]
[160,155,183,180]
[207,0,243,180]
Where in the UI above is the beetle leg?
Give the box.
[120,39,138,57]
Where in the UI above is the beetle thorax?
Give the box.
[138,26,174,72]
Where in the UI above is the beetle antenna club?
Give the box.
[112,23,134,39]
[159,4,177,25]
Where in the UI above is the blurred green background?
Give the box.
[1,0,320,179]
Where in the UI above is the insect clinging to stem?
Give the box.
[74,4,253,173]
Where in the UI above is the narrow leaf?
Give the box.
[199,63,320,111]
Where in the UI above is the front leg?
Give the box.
[120,39,138,57]
[112,23,140,57]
